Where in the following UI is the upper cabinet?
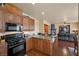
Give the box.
[29,18,35,31]
[23,16,30,31]
[0,7,4,32]
[0,7,6,32]
[4,3,22,15]
[0,5,23,32]
[4,12,15,23]
[0,4,35,32]
[3,3,23,24]
[4,12,23,24]
[23,16,35,31]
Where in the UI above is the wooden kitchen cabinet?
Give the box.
[14,14,23,24]
[29,19,35,31]
[34,38,43,51]
[4,3,22,15]
[30,37,51,55]
[0,7,6,32]
[0,9,4,32]
[23,16,30,31]
[23,16,35,31]
[3,3,23,24]
[42,40,51,55]
[4,11,23,24]
[32,38,39,49]
[0,40,7,56]
[26,38,33,51]
[0,7,23,32]
[0,45,7,56]
[29,37,42,50]
[4,12,15,23]
[37,39,44,51]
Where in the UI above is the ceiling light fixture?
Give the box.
[32,2,35,5]
[41,11,45,15]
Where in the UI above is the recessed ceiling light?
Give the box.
[32,3,35,5]
[41,11,45,15]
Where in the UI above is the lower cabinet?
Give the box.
[26,37,52,55]
[42,40,51,55]
[0,40,7,56]
[29,37,51,55]
[33,38,43,51]
[26,38,33,51]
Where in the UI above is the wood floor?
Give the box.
[26,40,74,56]
[26,49,49,56]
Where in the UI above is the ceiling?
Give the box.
[13,3,78,24]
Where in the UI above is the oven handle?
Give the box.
[8,42,25,49]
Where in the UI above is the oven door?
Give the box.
[8,42,26,56]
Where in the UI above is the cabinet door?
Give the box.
[0,41,7,56]
[43,40,50,55]
[32,38,43,52]
[14,15,22,24]
[29,19,35,31]
[0,10,4,32]
[33,38,38,49]
[0,45,7,56]
[4,12,15,23]
[26,39,33,51]
[23,17,29,31]
[37,39,43,51]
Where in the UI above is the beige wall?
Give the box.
[39,19,44,33]
[34,19,39,34]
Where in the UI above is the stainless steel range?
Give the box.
[4,33,26,56]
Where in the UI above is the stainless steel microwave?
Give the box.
[5,23,22,32]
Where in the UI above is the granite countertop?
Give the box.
[0,32,23,36]
[32,35,52,39]
[0,32,57,43]
[25,34,57,43]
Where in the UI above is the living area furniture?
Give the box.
[58,25,75,41]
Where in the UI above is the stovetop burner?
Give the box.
[4,33,25,48]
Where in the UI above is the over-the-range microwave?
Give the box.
[5,23,22,32]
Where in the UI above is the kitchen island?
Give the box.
[26,35,72,56]
[26,35,58,56]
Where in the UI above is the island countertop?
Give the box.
[25,34,57,43]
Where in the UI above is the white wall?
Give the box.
[34,19,39,34]
[39,19,44,33]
